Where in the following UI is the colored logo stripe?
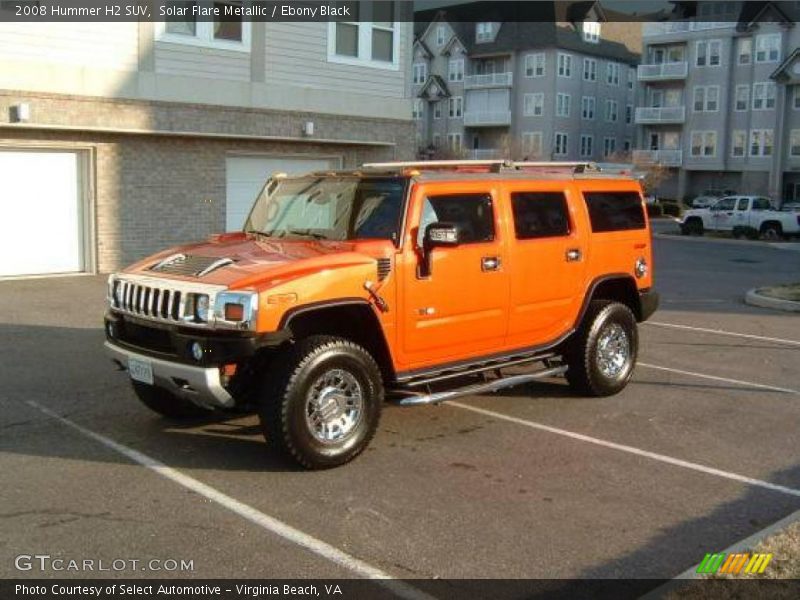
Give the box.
[696,552,772,574]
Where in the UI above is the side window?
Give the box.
[511,192,571,239]
[715,197,736,211]
[583,191,645,232]
[754,197,771,210]
[417,194,494,246]
[736,198,749,211]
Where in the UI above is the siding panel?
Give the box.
[154,42,250,81]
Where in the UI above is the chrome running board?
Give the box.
[394,365,568,407]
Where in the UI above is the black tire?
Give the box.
[132,382,213,419]
[565,301,638,397]
[680,218,704,236]
[259,335,383,470]
[760,222,784,241]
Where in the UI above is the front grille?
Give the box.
[115,280,185,320]
[119,320,174,354]
[377,258,391,281]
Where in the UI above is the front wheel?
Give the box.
[680,218,704,236]
[132,382,213,419]
[760,222,784,241]
[565,301,638,397]
[259,336,383,469]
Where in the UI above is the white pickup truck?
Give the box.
[679,195,800,239]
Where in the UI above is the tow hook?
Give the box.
[364,281,389,313]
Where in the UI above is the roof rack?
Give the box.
[360,160,633,177]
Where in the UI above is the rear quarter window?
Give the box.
[510,192,570,239]
[583,191,646,233]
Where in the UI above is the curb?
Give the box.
[653,232,800,251]
[745,288,800,313]
[642,507,800,599]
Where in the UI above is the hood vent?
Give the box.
[376,258,391,281]
[150,254,235,277]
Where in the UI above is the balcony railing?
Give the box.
[632,149,683,167]
[464,110,512,126]
[463,72,513,88]
[469,149,503,159]
[637,62,688,81]
[643,21,734,37]
[635,106,685,124]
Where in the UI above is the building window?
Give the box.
[524,93,544,116]
[448,96,463,118]
[525,53,545,77]
[554,132,568,156]
[433,102,442,119]
[690,130,717,157]
[521,131,543,157]
[476,22,492,43]
[755,33,781,63]
[412,99,424,120]
[731,130,746,157]
[693,85,719,112]
[737,38,752,65]
[580,134,594,157]
[603,137,616,157]
[432,133,441,147]
[447,133,462,151]
[696,39,721,67]
[793,87,800,110]
[628,67,635,90]
[583,21,601,43]
[436,25,446,46]
[581,96,595,120]
[750,129,773,156]
[606,62,620,85]
[556,93,571,117]
[734,85,749,111]
[623,138,631,152]
[448,59,464,82]
[625,104,633,124]
[557,53,572,77]
[583,58,597,81]
[790,130,800,156]
[329,3,398,69]
[753,82,776,110]
[158,0,250,51]
[413,63,427,84]
[605,99,618,122]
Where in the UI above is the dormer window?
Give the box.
[476,22,493,43]
[582,21,601,44]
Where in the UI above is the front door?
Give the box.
[398,184,509,370]
[709,196,737,231]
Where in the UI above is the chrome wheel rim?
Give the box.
[596,323,630,379]
[305,369,363,444]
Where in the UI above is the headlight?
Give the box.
[213,291,258,330]
[195,294,210,322]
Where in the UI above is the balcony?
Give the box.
[635,106,685,124]
[464,110,512,127]
[637,62,688,81]
[464,72,513,89]
[643,21,734,37]
[469,149,503,159]
[632,149,683,167]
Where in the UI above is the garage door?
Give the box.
[225,156,338,231]
[0,150,84,277]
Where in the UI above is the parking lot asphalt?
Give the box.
[1,235,799,590]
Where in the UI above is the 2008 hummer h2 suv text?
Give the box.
[105,160,658,469]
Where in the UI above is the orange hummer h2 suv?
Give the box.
[105,160,658,469]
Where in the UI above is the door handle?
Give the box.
[566,248,582,262]
[481,256,501,271]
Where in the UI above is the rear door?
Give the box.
[398,182,510,369]
[504,181,587,348]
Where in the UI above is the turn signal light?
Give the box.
[224,303,245,321]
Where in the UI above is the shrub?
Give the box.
[646,203,664,218]
[661,202,681,218]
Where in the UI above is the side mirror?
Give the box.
[420,223,460,277]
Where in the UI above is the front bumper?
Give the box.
[639,289,660,322]
[105,341,234,409]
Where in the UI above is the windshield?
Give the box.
[244,176,407,243]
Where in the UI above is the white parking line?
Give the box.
[25,400,433,600]
[447,402,800,499]
[645,321,800,347]
[638,362,800,395]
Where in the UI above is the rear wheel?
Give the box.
[132,382,213,419]
[259,336,383,469]
[680,218,704,236]
[565,301,638,397]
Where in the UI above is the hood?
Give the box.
[124,232,394,289]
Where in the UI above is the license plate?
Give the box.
[128,357,154,385]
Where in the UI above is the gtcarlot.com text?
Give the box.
[14,554,194,572]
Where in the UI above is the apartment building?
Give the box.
[634,1,800,203]
[0,5,414,277]
[412,2,639,161]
